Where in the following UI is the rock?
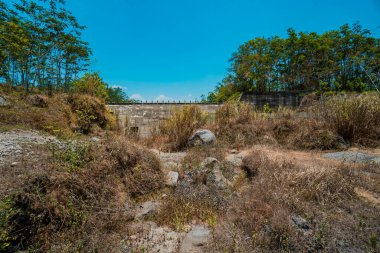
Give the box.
[180,225,210,253]
[290,215,311,234]
[372,157,380,164]
[0,96,7,106]
[135,201,159,220]
[121,221,183,253]
[199,158,229,189]
[230,149,238,154]
[323,151,380,164]
[10,162,19,167]
[90,137,101,142]
[165,171,179,187]
[208,168,229,189]
[225,151,246,167]
[200,157,219,169]
[188,129,216,147]
[26,94,48,108]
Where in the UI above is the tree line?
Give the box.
[208,23,380,102]
[0,0,134,103]
[0,0,92,92]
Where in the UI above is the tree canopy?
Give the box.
[0,0,91,93]
[208,23,380,102]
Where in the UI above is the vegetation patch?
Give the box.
[158,105,208,151]
[0,136,164,252]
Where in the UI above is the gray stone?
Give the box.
[323,151,380,164]
[290,215,311,233]
[135,201,159,220]
[188,129,216,146]
[199,157,230,189]
[0,96,7,106]
[165,171,179,187]
[200,157,219,169]
[230,149,238,154]
[10,162,19,167]
[90,137,101,142]
[225,152,246,167]
[120,221,183,253]
[180,225,210,253]
[209,168,230,189]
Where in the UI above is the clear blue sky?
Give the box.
[7,0,380,100]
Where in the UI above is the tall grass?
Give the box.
[318,93,380,145]
[159,105,207,150]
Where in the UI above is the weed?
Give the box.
[159,105,208,151]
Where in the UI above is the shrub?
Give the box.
[213,102,261,147]
[68,94,116,134]
[105,136,164,197]
[159,105,207,151]
[0,136,164,252]
[317,93,380,145]
[287,120,344,150]
[71,73,108,100]
[209,152,375,252]
[156,194,219,231]
[0,93,117,137]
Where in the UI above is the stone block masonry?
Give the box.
[107,103,221,138]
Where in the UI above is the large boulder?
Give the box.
[188,129,216,147]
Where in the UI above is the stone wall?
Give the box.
[240,92,303,108]
[107,104,221,137]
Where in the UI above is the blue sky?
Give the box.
[6,0,380,100]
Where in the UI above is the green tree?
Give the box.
[71,72,108,100]
[209,23,380,102]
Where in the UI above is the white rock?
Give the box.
[11,162,19,167]
[230,149,238,154]
[165,171,179,187]
[90,137,101,142]
[180,225,210,253]
[135,201,159,220]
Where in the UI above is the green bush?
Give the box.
[71,73,108,100]
[67,94,116,134]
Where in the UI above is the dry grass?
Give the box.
[0,91,117,137]
[158,105,208,151]
[213,102,264,148]
[208,151,380,252]
[181,145,228,169]
[0,136,164,252]
[210,94,380,151]
[155,193,220,231]
[317,93,380,146]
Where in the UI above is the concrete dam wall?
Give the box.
[107,103,221,137]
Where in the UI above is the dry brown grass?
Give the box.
[208,151,380,252]
[155,105,208,151]
[317,93,380,146]
[213,102,265,148]
[0,92,116,137]
[155,193,220,231]
[0,136,164,252]
[210,94,380,151]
